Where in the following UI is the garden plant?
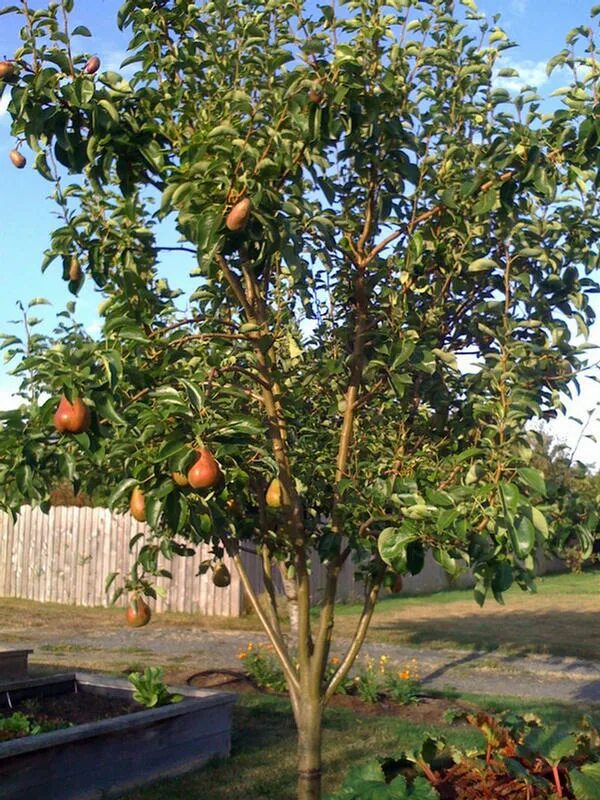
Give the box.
[0,0,598,797]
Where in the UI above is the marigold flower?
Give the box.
[239,652,247,660]
[399,670,410,680]
[330,656,341,666]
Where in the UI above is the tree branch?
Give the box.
[215,254,253,318]
[229,548,300,697]
[324,573,382,702]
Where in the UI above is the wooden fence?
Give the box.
[0,507,564,617]
[0,506,360,617]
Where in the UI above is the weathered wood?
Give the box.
[0,506,566,617]
[0,649,32,681]
[0,673,235,800]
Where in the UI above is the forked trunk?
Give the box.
[281,568,300,643]
[296,698,323,800]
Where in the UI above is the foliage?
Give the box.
[328,761,439,800]
[0,710,68,740]
[0,0,598,796]
[240,645,421,704]
[529,428,600,569]
[332,711,600,799]
[354,655,422,706]
[239,642,290,694]
[239,643,353,695]
[127,667,183,708]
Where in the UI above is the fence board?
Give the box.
[0,506,565,617]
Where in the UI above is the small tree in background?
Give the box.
[0,1,598,797]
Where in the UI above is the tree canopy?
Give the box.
[0,1,598,797]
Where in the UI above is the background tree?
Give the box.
[0,1,598,797]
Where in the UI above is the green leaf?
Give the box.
[570,762,600,800]
[179,379,204,414]
[98,98,119,123]
[491,562,513,594]
[517,468,547,496]
[157,439,189,462]
[378,527,417,573]
[529,506,549,538]
[512,515,536,558]
[523,726,578,767]
[467,258,497,273]
[97,395,128,426]
[72,25,92,36]
[109,478,139,510]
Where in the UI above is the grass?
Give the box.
[2,571,598,667]
[333,570,600,660]
[119,692,598,800]
[2,573,599,798]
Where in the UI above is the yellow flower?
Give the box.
[247,642,254,651]
[239,652,247,660]
[399,670,410,680]
[330,656,341,666]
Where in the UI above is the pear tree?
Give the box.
[0,1,598,798]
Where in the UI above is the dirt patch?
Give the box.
[186,669,476,725]
[327,693,475,724]
[187,668,255,694]
[0,691,143,740]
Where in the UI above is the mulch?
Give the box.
[186,669,476,725]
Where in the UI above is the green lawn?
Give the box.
[333,570,600,660]
[121,692,598,800]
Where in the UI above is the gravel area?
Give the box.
[3,620,600,705]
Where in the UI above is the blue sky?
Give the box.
[1,0,599,465]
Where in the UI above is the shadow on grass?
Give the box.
[369,608,600,661]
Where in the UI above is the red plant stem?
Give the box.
[551,764,563,798]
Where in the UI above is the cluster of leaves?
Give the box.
[239,642,291,694]
[0,710,68,741]
[240,645,422,704]
[330,711,600,799]
[127,666,183,708]
[0,0,597,606]
[528,429,600,569]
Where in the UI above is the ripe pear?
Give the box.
[265,477,283,509]
[212,563,231,588]
[129,486,146,522]
[84,56,100,75]
[126,595,151,627]
[68,255,82,282]
[171,471,189,487]
[0,61,15,80]
[187,447,221,490]
[308,88,323,104]
[53,395,91,434]
[9,149,26,169]
[225,197,251,232]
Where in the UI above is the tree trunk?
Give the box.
[296,698,323,800]
[280,567,300,644]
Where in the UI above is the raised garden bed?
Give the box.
[0,671,236,800]
[0,648,32,681]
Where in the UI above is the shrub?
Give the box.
[329,711,600,799]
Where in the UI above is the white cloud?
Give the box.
[509,0,528,15]
[0,387,19,410]
[494,59,550,92]
[85,319,102,336]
